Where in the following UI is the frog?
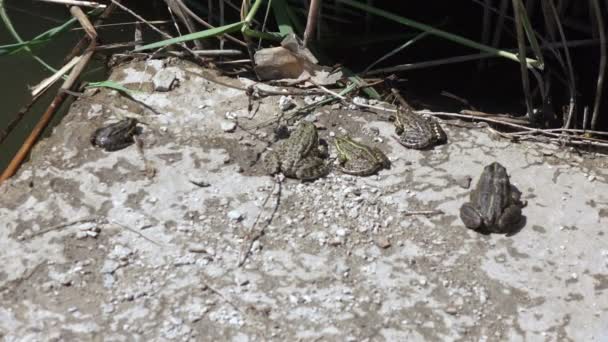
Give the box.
[459,162,525,234]
[394,107,447,149]
[262,121,330,181]
[334,136,390,176]
[90,118,138,152]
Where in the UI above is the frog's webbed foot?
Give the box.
[295,157,330,181]
[262,151,281,175]
[497,204,523,233]
[459,203,483,230]
[428,120,448,144]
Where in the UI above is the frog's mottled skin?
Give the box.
[460,162,524,233]
[334,136,390,176]
[90,118,138,152]
[263,122,329,180]
[394,108,447,149]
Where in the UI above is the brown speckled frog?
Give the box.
[459,162,525,233]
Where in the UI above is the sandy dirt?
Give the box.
[1,58,607,341]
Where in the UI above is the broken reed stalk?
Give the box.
[172,0,247,46]
[589,0,606,131]
[303,0,321,46]
[165,0,204,50]
[542,0,577,129]
[511,0,534,118]
[37,0,106,8]
[65,0,118,62]
[0,6,97,184]
[0,92,69,183]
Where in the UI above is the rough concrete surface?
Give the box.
[1,59,607,341]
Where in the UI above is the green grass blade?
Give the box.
[244,0,265,23]
[0,0,57,72]
[242,27,284,41]
[271,0,295,35]
[513,0,544,69]
[0,40,48,55]
[6,16,79,56]
[86,81,137,94]
[336,0,541,69]
[134,21,245,52]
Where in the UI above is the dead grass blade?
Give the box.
[590,0,606,130]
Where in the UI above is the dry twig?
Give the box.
[237,178,281,267]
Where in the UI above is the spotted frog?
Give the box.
[263,121,329,180]
[394,108,447,149]
[334,136,390,176]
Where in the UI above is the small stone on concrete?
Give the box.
[221,121,237,133]
[227,210,244,222]
[375,236,391,249]
[152,69,177,92]
[445,306,458,315]
[457,175,472,189]
[278,96,295,111]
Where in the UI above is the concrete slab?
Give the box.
[1,59,607,341]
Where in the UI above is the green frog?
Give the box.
[394,108,447,149]
[459,162,525,234]
[90,118,138,152]
[263,121,329,180]
[334,136,390,176]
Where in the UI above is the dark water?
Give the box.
[0,2,84,171]
[0,1,172,173]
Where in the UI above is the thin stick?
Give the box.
[23,217,100,239]
[402,210,444,216]
[31,56,81,97]
[512,0,534,117]
[363,31,431,73]
[238,179,280,267]
[201,278,248,316]
[22,216,162,246]
[174,0,247,47]
[108,220,162,246]
[35,0,106,8]
[311,80,398,113]
[364,39,599,76]
[583,106,590,131]
[421,110,608,146]
[0,91,68,183]
[65,0,118,63]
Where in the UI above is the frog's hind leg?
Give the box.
[497,204,523,233]
[262,151,281,175]
[459,203,484,230]
[295,157,330,181]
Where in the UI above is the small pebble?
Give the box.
[375,237,392,249]
[328,237,343,246]
[188,244,210,254]
[456,175,472,189]
[278,96,295,111]
[227,210,244,222]
[445,306,458,315]
[152,69,177,92]
[221,121,237,133]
